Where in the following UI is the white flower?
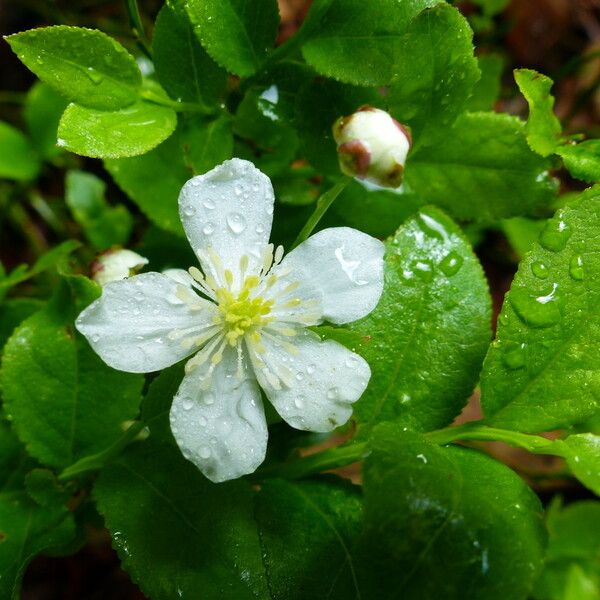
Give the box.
[76,159,384,482]
[92,249,148,286]
[333,106,412,189]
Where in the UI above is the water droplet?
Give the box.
[539,217,571,252]
[204,392,215,405]
[198,416,207,426]
[256,224,265,234]
[203,199,215,209]
[294,397,304,409]
[412,259,434,282]
[199,446,211,459]
[439,251,463,277]
[183,205,196,217]
[502,342,527,370]
[91,333,100,343]
[85,66,103,85]
[295,372,304,381]
[134,292,145,302]
[306,364,316,375]
[182,398,194,410]
[531,261,549,279]
[327,387,340,400]
[202,222,215,235]
[234,185,242,196]
[416,453,428,464]
[509,284,561,328]
[418,213,450,242]
[345,356,359,368]
[335,247,368,285]
[569,254,584,281]
[226,212,246,234]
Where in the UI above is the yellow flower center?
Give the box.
[214,273,275,346]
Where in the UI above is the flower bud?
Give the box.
[92,249,148,286]
[333,106,412,189]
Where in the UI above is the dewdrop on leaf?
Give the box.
[333,106,412,189]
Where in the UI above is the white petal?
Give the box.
[76,272,219,373]
[278,227,384,324]
[170,349,268,483]
[251,330,371,432]
[179,158,274,283]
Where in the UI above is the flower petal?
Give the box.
[179,158,274,283]
[251,330,371,432]
[170,349,268,482]
[76,272,219,373]
[278,227,384,324]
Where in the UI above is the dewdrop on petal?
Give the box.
[333,106,412,189]
[92,249,148,286]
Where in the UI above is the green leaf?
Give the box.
[57,100,177,159]
[301,0,442,86]
[65,169,133,250]
[0,276,143,468]
[295,78,378,176]
[405,112,558,221]
[181,115,234,175]
[5,26,141,110]
[94,440,269,599]
[153,0,227,106]
[349,207,491,433]
[0,491,75,600]
[254,477,364,599]
[533,502,600,600]
[555,434,600,496]
[501,217,546,259]
[0,299,43,352]
[515,68,562,157]
[186,0,280,77]
[467,54,503,112]
[0,421,36,493]
[362,424,547,600]
[557,140,600,183]
[481,186,600,432]
[470,0,510,16]
[104,129,191,236]
[0,121,40,181]
[23,82,69,160]
[386,5,480,143]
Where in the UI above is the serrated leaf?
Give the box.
[0,299,43,351]
[301,0,442,86]
[6,26,141,110]
[481,186,600,431]
[0,121,40,181]
[515,69,562,157]
[57,100,177,159]
[23,82,69,160]
[405,112,558,221]
[557,140,600,183]
[386,5,480,143]
[182,115,234,175]
[65,170,132,249]
[153,0,227,106]
[557,434,600,496]
[186,0,280,77]
[0,276,143,468]
[349,207,491,433]
[362,424,547,600]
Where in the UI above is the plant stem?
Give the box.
[58,421,145,481]
[290,179,349,250]
[139,89,216,115]
[125,0,152,58]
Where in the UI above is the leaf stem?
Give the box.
[58,421,145,481]
[290,178,349,250]
[125,0,152,58]
[139,89,216,115]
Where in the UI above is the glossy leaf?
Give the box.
[153,0,227,106]
[0,299,43,352]
[23,82,69,160]
[186,0,280,76]
[182,115,234,175]
[515,68,562,157]
[386,5,480,143]
[481,186,600,431]
[57,101,177,159]
[0,276,143,468]
[467,54,503,112]
[557,140,600,183]
[349,207,491,433]
[405,112,558,221]
[6,26,141,110]
[65,170,133,250]
[301,0,441,86]
[362,424,547,600]
[0,121,40,181]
